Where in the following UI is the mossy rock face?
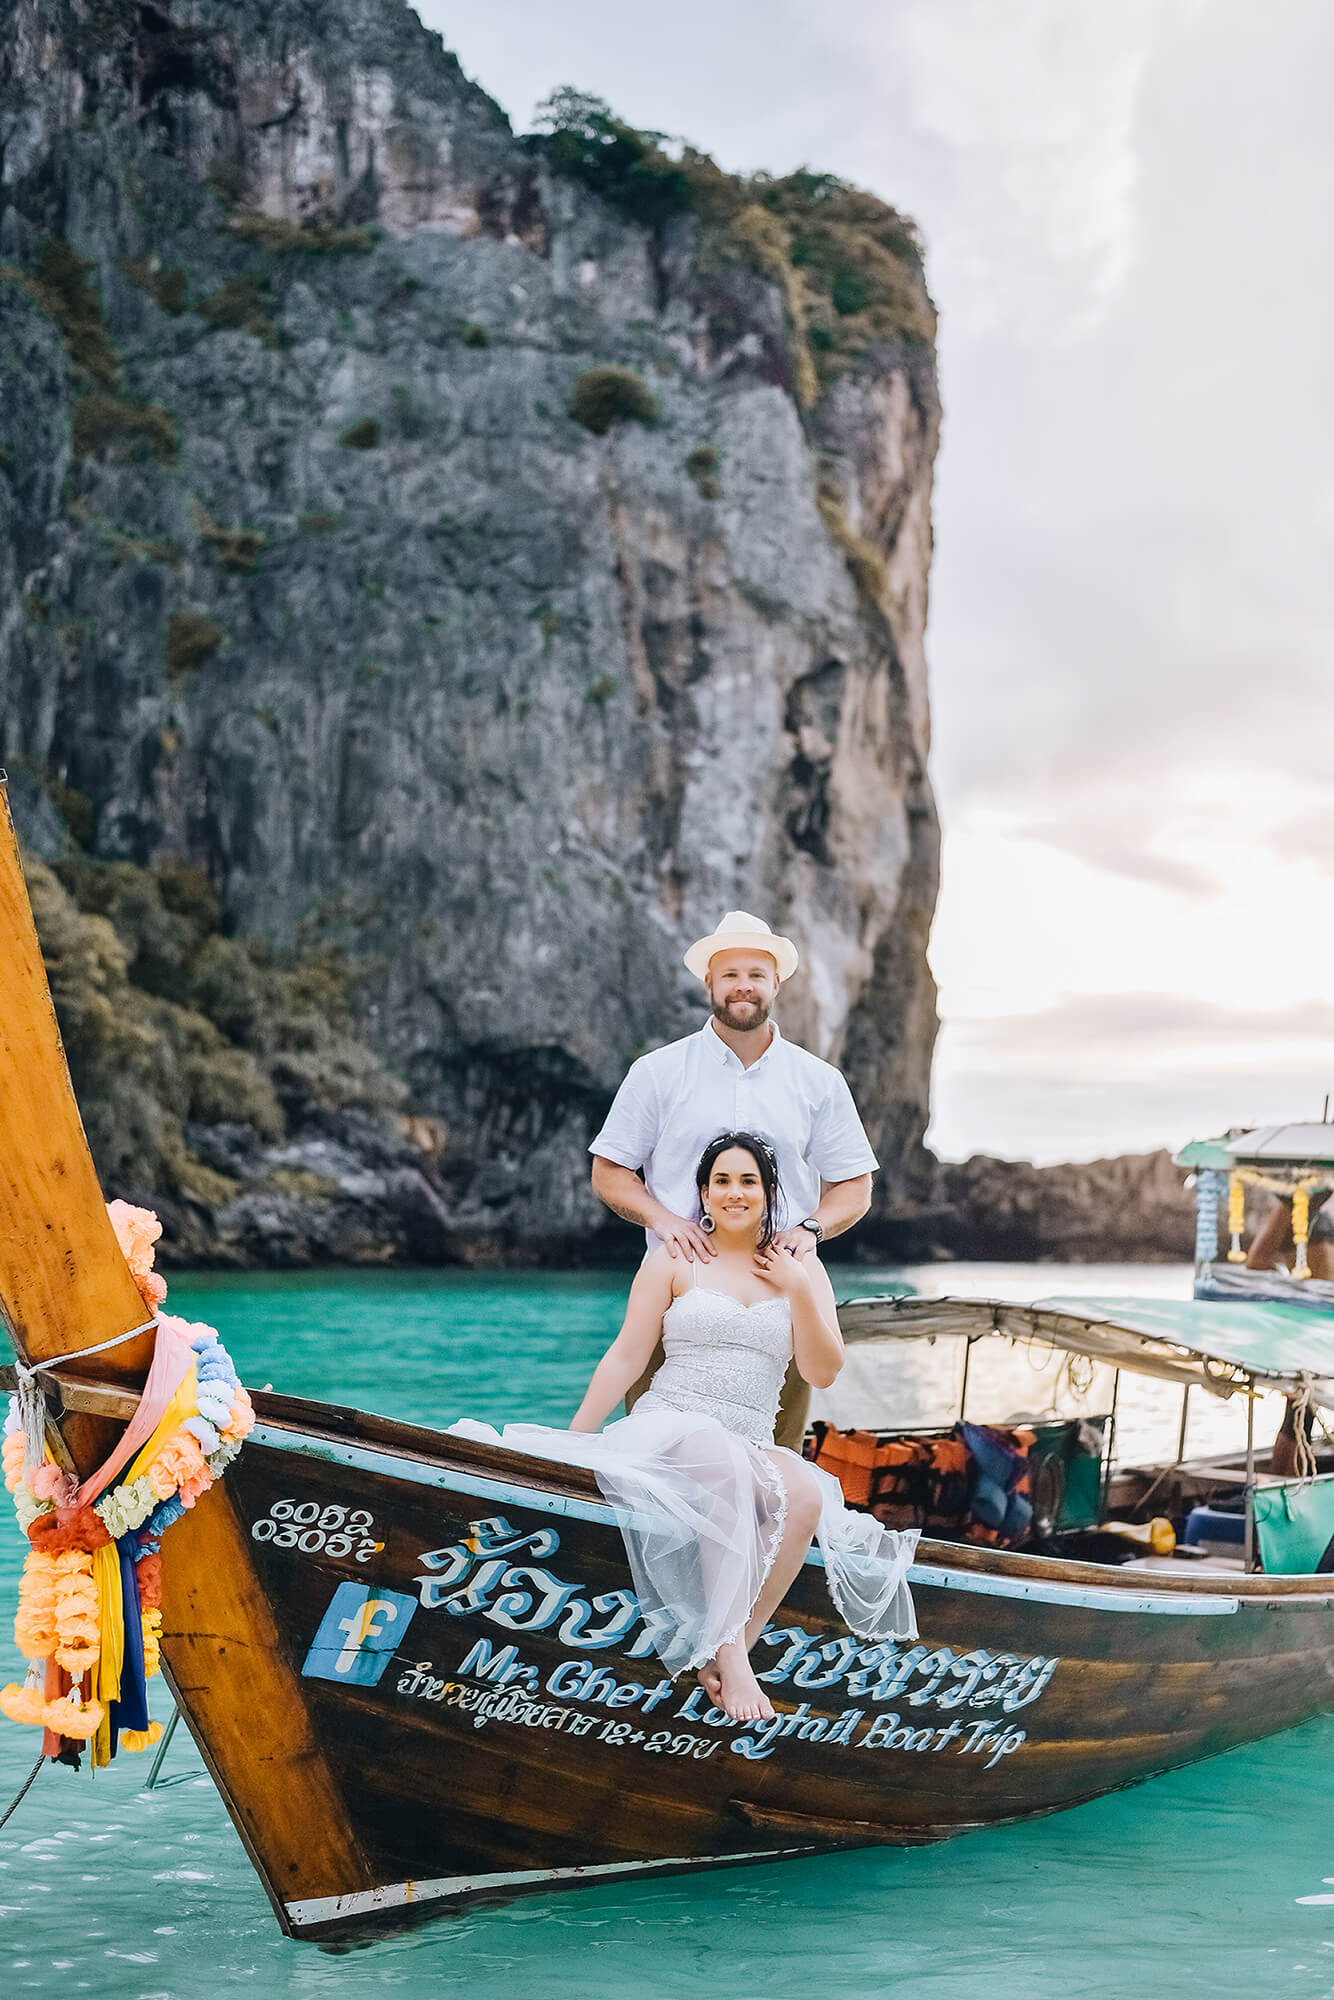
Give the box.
[2,239,124,385]
[339,418,381,449]
[226,212,373,254]
[686,443,721,499]
[45,774,95,848]
[164,610,227,676]
[194,504,266,574]
[109,529,184,566]
[195,274,279,347]
[72,393,178,463]
[568,366,659,436]
[119,257,189,315]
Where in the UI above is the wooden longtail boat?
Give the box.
[5,775,1334,1939]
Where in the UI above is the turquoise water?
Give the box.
[3,1265,1332,1999]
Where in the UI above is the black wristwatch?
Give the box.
[799,1217,824,1242]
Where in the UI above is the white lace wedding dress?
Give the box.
[461,1269,919,1676]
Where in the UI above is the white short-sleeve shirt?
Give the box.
[589,1020,878,1249]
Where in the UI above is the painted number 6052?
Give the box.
[251,1499,377,1561]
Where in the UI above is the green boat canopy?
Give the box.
[835,1293,1334,1400]
[1175,1122,1334,1172]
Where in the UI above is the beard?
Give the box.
[712,993,771,1031]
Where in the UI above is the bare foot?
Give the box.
[714,1641,776,1724]
[697,1660,723,1706]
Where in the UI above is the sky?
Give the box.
[422,0,1334,1165]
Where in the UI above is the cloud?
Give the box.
[949,991,1334,1064]
[931,993,1334,1163]
[891,0,1177,341]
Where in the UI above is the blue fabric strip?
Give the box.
[109,1534,149,1747]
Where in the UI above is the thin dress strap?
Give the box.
[691,1254,699,1289]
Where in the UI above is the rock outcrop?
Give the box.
[0,2,941,1262]
[936,1151,1195,1264]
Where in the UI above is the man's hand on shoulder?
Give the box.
[652,1207,718,1261]
[772,1226,818,1261]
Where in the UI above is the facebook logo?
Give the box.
[302,1582,417,1686]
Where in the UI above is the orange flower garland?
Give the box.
[12,1546,57,1659]
[2,1201,251,1759]
[52,1549,100,1679]
[141,1609,162,1678]
[106,1199,168,1312]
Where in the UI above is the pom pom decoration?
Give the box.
[40,1695,104,1740]
[94,1474,159,1542]
[119,1721,164,1753]
[0,1681,49,1726]
[136,1554,162,1610]
[2,1203,250,1759]
[28,1502,112,1554]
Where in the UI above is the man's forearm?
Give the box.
[815,1174,874,1240]
[591,1157,659,1229]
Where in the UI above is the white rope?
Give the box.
[1288,1371,1320,1485]
[12,1315,158,1478]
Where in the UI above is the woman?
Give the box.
[495,1133,919,1724]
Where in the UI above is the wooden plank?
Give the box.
[0,785,154,1387]
[162,1485,375,1921]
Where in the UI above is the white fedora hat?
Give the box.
[683,910,800,984]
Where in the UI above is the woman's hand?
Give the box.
[776,1252,844,1390]
[753,1242,812,1295]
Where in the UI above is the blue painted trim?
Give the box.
[249,1423,617,1526]
[905,1561,1237,1617]
[250,1425,1243,1618]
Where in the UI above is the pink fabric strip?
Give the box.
[74,1315,194,1508]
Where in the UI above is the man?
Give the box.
[589,910,879,1447]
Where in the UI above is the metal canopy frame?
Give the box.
[836,1294,1334,1404]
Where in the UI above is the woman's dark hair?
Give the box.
[695,1131,782,1249]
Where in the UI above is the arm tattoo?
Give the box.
[605,1195,648,1226]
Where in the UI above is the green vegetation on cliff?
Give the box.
[530,89,935,400]
[26,847,403,1216]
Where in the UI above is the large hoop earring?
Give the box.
[699,1212,716,1234]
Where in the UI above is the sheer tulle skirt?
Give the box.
[471,1408,919,1676]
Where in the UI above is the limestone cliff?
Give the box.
[937,1151,1195,1264]
[0,1,941,1263]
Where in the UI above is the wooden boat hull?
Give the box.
[159,1393,1334,1936]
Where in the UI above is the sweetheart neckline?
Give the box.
[668,1286,789,1315]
